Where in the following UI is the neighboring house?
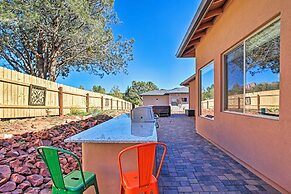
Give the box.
[180,74,196,111]
[140,87,189,112]
[177,0,291,193]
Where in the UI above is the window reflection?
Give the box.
[224,45,244,112]
[200,62,214,118]
[224,19,280,117]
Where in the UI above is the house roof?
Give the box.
[140,90,168,96]
[166,87,189,94]
[180,74,196,86]
[176,0,228,58]
[140,87,189,96]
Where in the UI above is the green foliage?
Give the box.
[69,107,88,116]
[123,81,159,105]
[92,85,106,94]
[109,85,123,98]
[201,84,214,101]
[0,0,134,81]
[79,85,85,90]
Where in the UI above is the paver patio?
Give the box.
[157,114,280,194]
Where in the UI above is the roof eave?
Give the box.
[180,74,196,86]
[176,0,213,58]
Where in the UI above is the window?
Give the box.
[181,98,188,103]
[224,19,280,117]
[200,62,214,118]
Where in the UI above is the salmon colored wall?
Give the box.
[142,95,169,106]
[188,79,196,110]
[194,0,291,192]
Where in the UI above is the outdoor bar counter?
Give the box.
[65,113,157,194]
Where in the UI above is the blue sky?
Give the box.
[56,0,200,92]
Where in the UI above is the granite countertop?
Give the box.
[64,114,157,143]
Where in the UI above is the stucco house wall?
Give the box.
[188,79,196,110]
[142,95,169,106]
[193,0,291,192]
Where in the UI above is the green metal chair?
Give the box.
[37,146,99,194]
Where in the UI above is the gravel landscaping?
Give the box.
[0,114,114,193]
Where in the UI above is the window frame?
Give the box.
[199,60,215,120]
[222,17,280,120]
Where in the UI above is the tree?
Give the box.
[123,81,159,105]
[201,84,214,101]
[110,85,123,98]
[92,85,106,94]
[79,85,85,90]
[0,0,134,81]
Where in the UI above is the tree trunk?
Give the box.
[49,58,57,82]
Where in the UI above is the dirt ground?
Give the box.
[0,110,128,138]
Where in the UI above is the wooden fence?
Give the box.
[0,67,132,119]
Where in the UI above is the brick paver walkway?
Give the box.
[157,114,280,194]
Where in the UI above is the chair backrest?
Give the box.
[37,146,85,190]
[118,142,166,188]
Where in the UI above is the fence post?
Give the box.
[257,94,260,112]
[86,93,90,113]
[207,100,209,109]
[111,99,113,110]
[58,87,64,117]
[117,100,119,110]
[101,96,104,111]
[238,97,241,109]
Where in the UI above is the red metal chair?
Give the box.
[118,142,166,194]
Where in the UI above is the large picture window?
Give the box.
[200,62,214,118]
[224,19,280,117]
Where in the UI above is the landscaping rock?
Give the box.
[27,174,44,187]
[0,181,16,192]
[0,165,11,187]
[11,188,23,194]
[0,114,113,192]
[17,180,31,190]
[10,159,22,168]
[11,174,25,184]
[27,147,35,154]
[14,166,31,175]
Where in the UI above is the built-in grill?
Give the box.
[131,106,159,128]
[131,106,155,122]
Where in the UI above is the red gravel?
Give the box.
[0,114,112,193]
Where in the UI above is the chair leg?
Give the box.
[152,182,159,194]
[120,185,125,194]
[93,180,99,194]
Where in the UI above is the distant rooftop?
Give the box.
[140,87,189,96]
